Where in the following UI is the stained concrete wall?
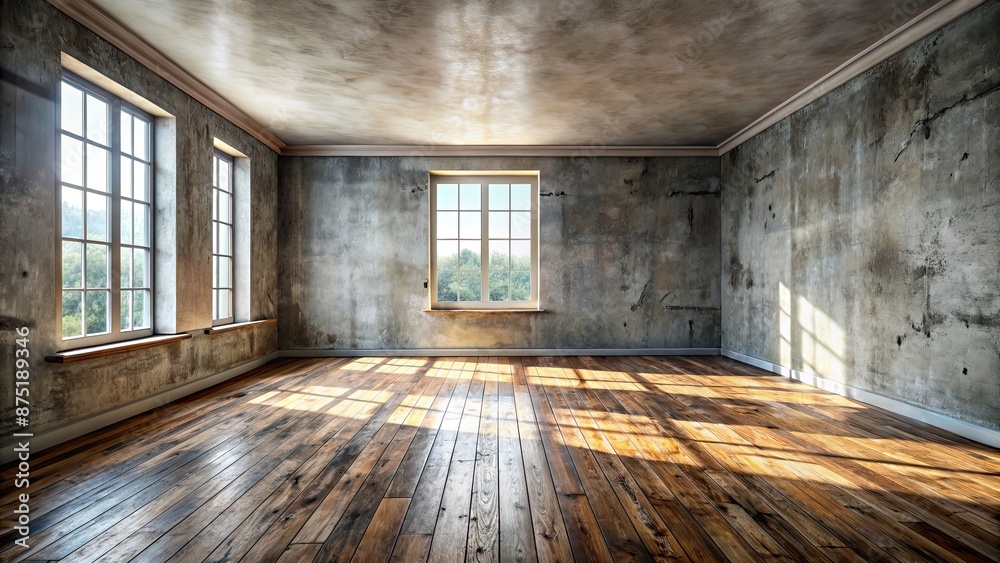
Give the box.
[722,3,1000,431]
[279,156,721,350]
[0,0,278,438]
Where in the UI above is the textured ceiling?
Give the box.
[90,0,927,146]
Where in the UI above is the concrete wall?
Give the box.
[722,3,1000,430]
[279,156,721,350]
[0,0,278,438]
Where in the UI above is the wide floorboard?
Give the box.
[2,356,999,562]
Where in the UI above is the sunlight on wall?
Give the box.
[778,282,845,381]
[797,294,845,382]
[779,282,792,366]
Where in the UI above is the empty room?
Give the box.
[1,0,998,561]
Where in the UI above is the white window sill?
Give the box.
[46,333,192,363]
[423,308,545,313]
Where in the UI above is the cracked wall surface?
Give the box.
[278,156,721,350]
[722,2,1000,430]
[0,0,279,437]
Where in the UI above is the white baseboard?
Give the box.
[721,349,1000,450]
[0,351,281,464]
[280,347,721,358]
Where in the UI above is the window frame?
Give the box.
[211,149,235,326]
[56,71,156,348]
[428,171,540,310]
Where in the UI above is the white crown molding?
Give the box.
[48,0,286,154]
[717,0,986,155]
[280,145,720,157]
[50,0,981,157]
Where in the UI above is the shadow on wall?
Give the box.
[778,282,846,382]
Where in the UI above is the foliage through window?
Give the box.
[59,74,154,345]
[430,173,539,310]
[212,150,234,324]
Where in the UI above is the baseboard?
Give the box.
[279,347,722,358]
[0,351,281,464]
[721,349,1000,450]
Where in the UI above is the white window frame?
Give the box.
[56,72,155,348]
[428,171,539,310]
[212,150,235,325]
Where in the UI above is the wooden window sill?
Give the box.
[205,319,277,334]
[46,333,192,363]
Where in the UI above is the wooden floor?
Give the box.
[2,356,999,562]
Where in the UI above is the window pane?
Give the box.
[86,290,108,335]
[120,156,133,199]
[436,211,458,239]
[488,212,509,239]
[437,184,458,210]
[511,271,530,301]
[219,160,231,192]
[134,249,149,288]
[437,240,458,271]
[85,145,109,192]
[61,135,84,186]
[121,247,132,288]
[134,117,149,161]
[134,162,149,202]
[511,184,531,210]
[134,202,149,247]
[212,289,218,319]
[61,186,84,239]
[62,291,84,338]
[62,241,83,288]
[489,240,509,270]
[511,212,531,239]
[213,189,219,222]
[488,184,509,210]
[133,289,150,329]
[120,111,133,155]
[121,290,132,331]
[219,191,232,223]
[121,200,133,245]
[85,244,109,288]
[511,240,531,270]
[86,192,108,242]
[459,184,481,210]
[213,156,219,188]
[489,270,509,302]
[86,95,108,145]
[219,223,232,256]
[213,256,218,289]
[218,289,231,319]
[458,240,481,270]
[457,271,481,301]
[437,270,457,302]
[459,211,481,239]
[61,82,84,136]
[218,256,231,289]
[213,222,218,254]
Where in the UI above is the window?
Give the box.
[58,74,154,346]
[429,172,539,310]
[212,150,234,325]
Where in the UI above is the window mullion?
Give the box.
[110,99,122,336]
[480,183,488,302]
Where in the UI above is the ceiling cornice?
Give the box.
[716,0,986,154]
[48,0,286,153]
[50,0,983,158]
[280,145,720,157]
